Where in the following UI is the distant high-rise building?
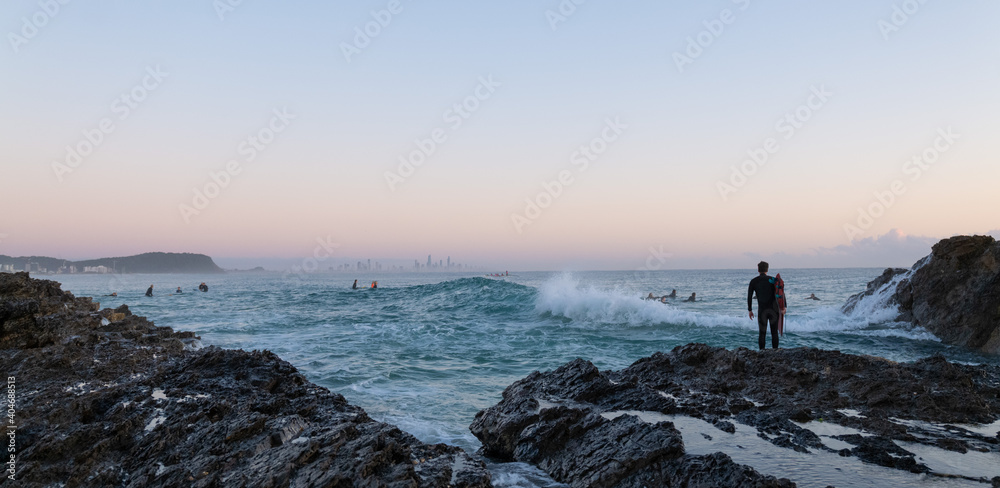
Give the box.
[427,255,432,267]
[447,256,450,268]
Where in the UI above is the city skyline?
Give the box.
[2,1,998,271]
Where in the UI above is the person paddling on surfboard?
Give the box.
[748,261,785,350]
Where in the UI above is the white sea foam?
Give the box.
[843,256,930,323]
[894,440,1000,479]
[534,274,743,329]
[598,412,981,487]
[533,273,939,342]
[145,409,166,433]
[489,462,568,488]
[954,419,1000,437]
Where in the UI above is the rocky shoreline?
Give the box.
[1,272,491,487]
[843,235,1000,354]
[6,236,1000,488]
[471,344,1000,487]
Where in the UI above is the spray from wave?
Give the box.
[841,255,931,323]
[535,274,750,329]
[533,273,940,341]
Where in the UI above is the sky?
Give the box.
[1,0,998,271]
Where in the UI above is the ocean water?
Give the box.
[49,269,1000,487]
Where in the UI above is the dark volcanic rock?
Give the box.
[472,357,794,488]
[472,344,1000,486]
[901,235,1000,354]
[844,235,1000,354]
[1,272,491,487]
[842,267,909,315]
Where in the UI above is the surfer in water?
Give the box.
[668,289,677,298]
[748,261,784,350]
[176,287,183,294]
[683,292,697,302]
[145,285,154,297]
[807,293,820,300]
[198,282,209,292]
[352,279,359,290]
[370,281,377,289]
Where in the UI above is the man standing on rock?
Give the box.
[748,261,784,350]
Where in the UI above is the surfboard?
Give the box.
[774,273,786,336]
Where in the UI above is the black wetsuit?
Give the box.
[145,287,153,297]
[199,284,208,292]
[748,274,779,349]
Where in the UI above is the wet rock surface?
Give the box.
[841,267,909,316]
[1,272,491,487]
[901,235,1000,354]
[472,343,1000,487]
[844,235,1000,354]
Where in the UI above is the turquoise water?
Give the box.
[49,269,999,487]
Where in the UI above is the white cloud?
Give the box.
[745,229,939,269]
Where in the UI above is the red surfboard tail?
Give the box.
[775,273,786,336]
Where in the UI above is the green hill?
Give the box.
[0,252,225,274]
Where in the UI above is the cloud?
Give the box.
[745,229,939,269]
[807,229,939,268]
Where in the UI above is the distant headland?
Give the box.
[0,252,225,274]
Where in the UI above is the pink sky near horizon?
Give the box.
[2,1,998,270]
